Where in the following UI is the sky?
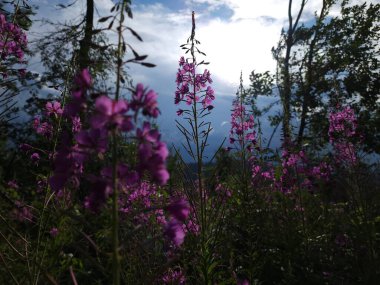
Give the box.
[27,0,372,160]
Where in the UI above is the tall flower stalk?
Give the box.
[175,11,216,283]
[229,72,256,203]
[328,105,358,166]
[111,1,126,283]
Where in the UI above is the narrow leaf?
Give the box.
[140,62,156,68]
[98,16,112,22]
[127,27,143,41]
[135,55,148,61]
[108,20,114,29]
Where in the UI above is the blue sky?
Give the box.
[27,0,372,160]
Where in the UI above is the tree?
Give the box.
[248,0,380,153]
[275,0,307,143]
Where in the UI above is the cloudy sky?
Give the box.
[27,0,371,159]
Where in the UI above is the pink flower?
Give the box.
[137,122,169,185]
[74,68,92,89]
[161,268,186,284]
[165,219,186,246]
[0,13,27,62]
[179,56,185,66]
[71,116,81,133]
[130,83,160,118]
[84,178,112,212]
[328,106,359,165]
[46,101,63,116]
[19,143,33,152]
[90,95,132,131]
[50,227,59,237]
[175,54,215,108]
[230,98,256,151]
[7,180,19,189]
[31,152,40,164]
[75,129,108,153]
[166,198,190,222]
[237,278,250,285]
[12,201,33,223]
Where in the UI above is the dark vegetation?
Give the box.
[0,0,379,284]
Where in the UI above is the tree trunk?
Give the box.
[78,0,94,69]
[281,0,306,145]
[297,0,328,146]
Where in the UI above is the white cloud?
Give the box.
[26,0,378,153]
[127,0,343,91]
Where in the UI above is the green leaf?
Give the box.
[98,16,112,22]
[127,27,143,41]
[140,62,156,68]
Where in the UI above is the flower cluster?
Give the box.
[119,181,161,223]
[12,201,33,223]
[137,122,169,185]
[33,116,53,138]
[46,101,63,117]
[64,68,91,118]
[25,101,65,168]
[49,69,169,212]
[251,148,331,194]
[0,13,27,61]
[175,56,214,111]
[278,149,310,193]
[251,163,275,182]
[131,83,160,118]
[160,268,186,285]
[164,198,190,246]
[328,106,359,165]
[229,97,256,152]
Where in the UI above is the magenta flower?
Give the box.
[46,101,63,116]
[137,122,169,185]
[90,95,132,131]
[49,134,87,192]
[165,219,186,246]
[179,56,185,66]
[75,128,108,153]
[237,278,250,285]
[230,97,256,151]
[12,201,33,223]
[31,152,40,164]
[7,180,19,189]
[166,198,190,222]
[0,13,27,62]
[49,227,59,238]
[84,178,112,212]
[18,68,26,77]
[19,143,33,152]
[130,83,160,118]
[33,117,53,138]
[101,163,140,189]
[202,85,215,109]
[64,69,92,117]
[161,268,186,284]
[49,173,70,192]
[71,116,81,133]
[74,68,92,89]
[328,106,359,165]
[175,55,215,110]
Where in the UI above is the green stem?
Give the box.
[111,1,126,284]
[190,11,207,284]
